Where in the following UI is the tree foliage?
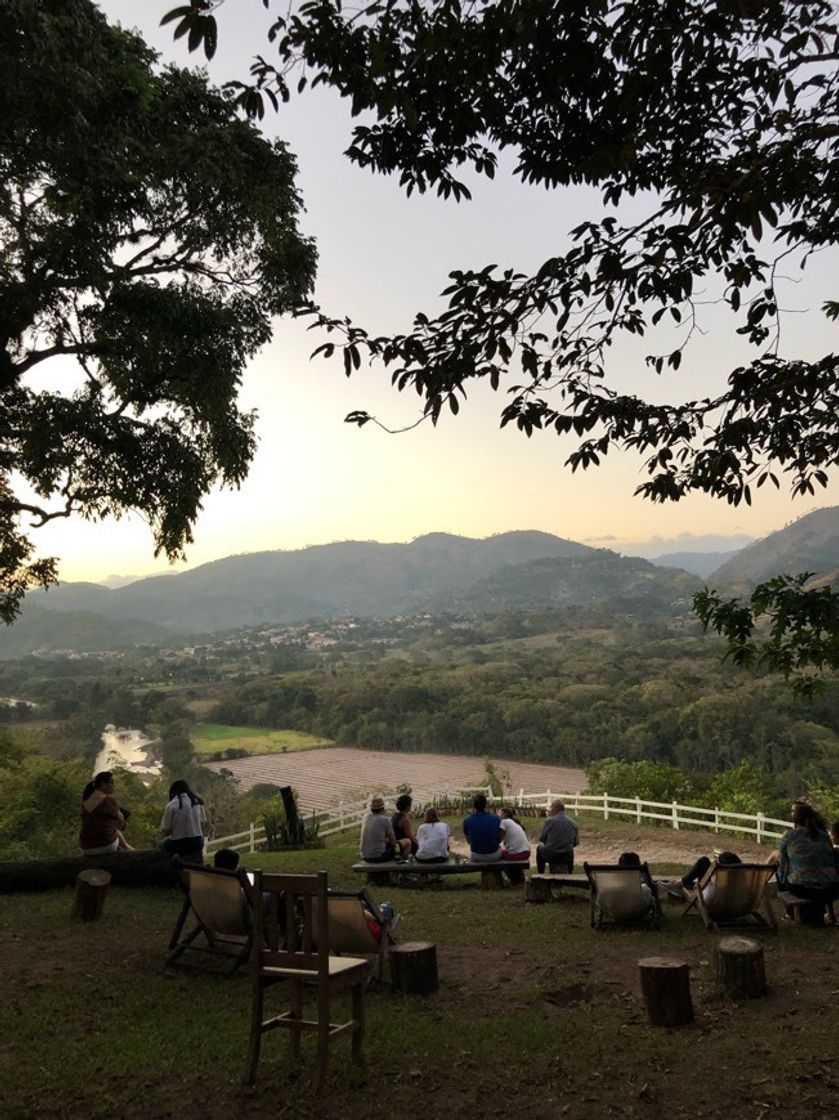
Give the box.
[169,0,839,685]
[0,0,316,622]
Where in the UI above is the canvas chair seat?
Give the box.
[166,859,252,973]
[682,862,777,930]
[316,889,396,984]
[584,862,661,929]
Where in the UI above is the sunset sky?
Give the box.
[33,2,839,584]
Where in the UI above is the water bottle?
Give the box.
[379,901,395,925]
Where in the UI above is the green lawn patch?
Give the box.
[191,723,333,756]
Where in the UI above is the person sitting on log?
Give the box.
[415,807,451,864]
[535,799,579,874]
[771,800,839,923]
[160,779,206,863]
[360,796,399,863]
[463,793,503,863]
[79,771,133,856]
[391,793,418,859]
[666,850,741,900]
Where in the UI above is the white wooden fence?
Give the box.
[207,787,790,854]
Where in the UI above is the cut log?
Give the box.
[638,957,694,1027]
[525,878,553,903]
[480,868,504,890]
[713,937,766,999]
[0,848,176,893]
[71,869,111,921]
[390,941,438,995]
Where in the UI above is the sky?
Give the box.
[29,1,839,584]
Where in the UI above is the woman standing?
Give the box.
[80,771,131,855]
[160,779,206,862]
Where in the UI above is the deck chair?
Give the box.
[318,889,397,985]
[244,870,368,1091]
[166,860,252,974]
[584,862,662,929]
[681,861,777,931]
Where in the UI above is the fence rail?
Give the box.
[207,787,791,854]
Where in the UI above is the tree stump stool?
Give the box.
[480,869,504,890]
[525,878,552,903]
[638,957,693,1027]
[713,936,766,999]
[71,869,111,922]
[390,941,438,995]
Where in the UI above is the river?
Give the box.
[93,724,161,779]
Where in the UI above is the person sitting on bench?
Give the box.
[360,796,399,863]
[536,799,579,874]
[463,793,502,862]
[772,800,839,920]
[498,806,530,863]
[415,807,451,864]
[391,793,418,859]
[666,850,741,901]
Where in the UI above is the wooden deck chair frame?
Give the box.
[680,861,778,932]
[244,870,368,1092]
[166,859,252,974]
[584,862,662,929]
[322,888,396,985]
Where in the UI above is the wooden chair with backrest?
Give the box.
[244,870,368,1091]
[166,859,253,974]
[584,862,662,929]
[318,888,396,985]
[681,861,777,931]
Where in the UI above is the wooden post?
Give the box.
[672,801,680,830]
[713,937,766,999]
[249,822,255,853]
[71,869,111,922]
[636,796,642,824]
[480,868,503,890]
[638,957,693,1027]
[390,941,438,995]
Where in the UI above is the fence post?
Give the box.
[546,790,552,813]
[603,791,609,821]
[714,807,720,834]
[636,796,642,824]
[518,787,524,808]
[672,801,680,831]
[756,811,763,844]
[339,801,344,829]
[249,821,255,853]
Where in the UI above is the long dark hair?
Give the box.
[792,800,826,834]
[82,771,113,799]
[169,778,203,807]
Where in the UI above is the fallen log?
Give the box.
[0,848,177,893]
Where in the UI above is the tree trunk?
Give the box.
[390,941,438,995]
[713,937,767,998]
[638,957,694,1027]
[525,877,553,903]
[71,869,111,921]
[0,849,175,893]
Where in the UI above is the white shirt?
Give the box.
[161,795,206,840]
[499,817,530,855]
[416,821,451,860]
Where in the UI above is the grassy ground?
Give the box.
[191,723,334,756]
[2,832,838,1120]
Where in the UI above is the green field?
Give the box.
[191,723,333,756]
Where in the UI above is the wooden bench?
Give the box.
[777,889,833,927]
[352,859,530,889]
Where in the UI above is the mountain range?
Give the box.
[3,506,837,656]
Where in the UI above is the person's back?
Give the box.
[360,797,396,862]
[463,794,502,861]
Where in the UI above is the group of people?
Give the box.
[78,771,207,860]
[359,792,580,870]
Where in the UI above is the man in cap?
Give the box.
[360,795,399,863]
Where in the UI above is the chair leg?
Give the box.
[290,977,303,1059]
[351,979,365,1065]
[313,987,330,1092]
[244,978,265,1086]
[167,897,192,950]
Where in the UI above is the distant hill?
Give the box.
[27,531,597,634]
[649,550,742,578]
[436,551,700,614]
[0,603,184,658]
[708,506,839,588]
